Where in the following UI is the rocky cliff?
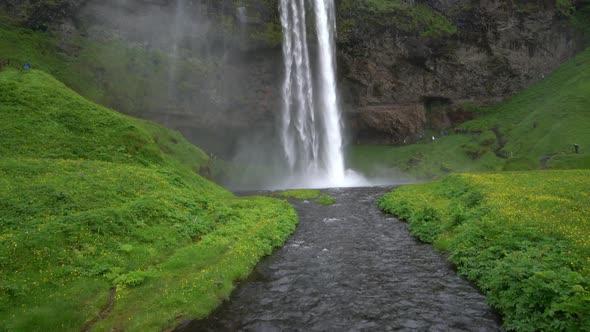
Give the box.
[338,0,587,144]
[2,0,587,151]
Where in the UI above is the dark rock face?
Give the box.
[337,0,584,143]
[348,104,427,145]
[138,0,584,147]
[76,0,285,156]
[143,49,284,158]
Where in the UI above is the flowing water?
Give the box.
[177,187,501,331]
[169,0,186,98]
[280,0,354,188]
[312,0,345,184]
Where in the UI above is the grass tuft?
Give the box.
[276,189,321,200]
[316,194,336,206]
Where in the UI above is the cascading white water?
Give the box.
[313,0,345,184]
[279,0,316,174]
[279,0,350,188]
[168,0,185,100]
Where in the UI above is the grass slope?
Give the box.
[379,171,590,331]
[349,47,590,179]
[0,69,298,331]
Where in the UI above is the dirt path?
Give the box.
[81,287,116,332]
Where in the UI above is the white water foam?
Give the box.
[279,0,368,189]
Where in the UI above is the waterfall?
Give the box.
[279,0,346,187]
[313,0,345,183]
[168,0,185,101]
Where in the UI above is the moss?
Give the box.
[337,0,457,42]
[0,69,298,331]
[316,193,336,206]
[0,21,217,118]
[273,190,336,206]
[555,0,576,18]
[572,2,590,35]
[251,21,283,48]
[277,189,321,200]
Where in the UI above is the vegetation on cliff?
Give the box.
[349,46,590,179]
[379,171,590,331]
[0,0,83,31]
[0,69,298,331]
[337,0,457,42]
[0,20,218,118]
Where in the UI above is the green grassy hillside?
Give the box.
[0,69,298,331]
[349,47,590,179]
[379,171,590,331]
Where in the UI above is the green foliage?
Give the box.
[0,20,70,75]
[0,69,298,331]
[0,69,209,170]
[378,171,590,331]
[555,0,576,18]
[337,0,457,42]
[460,142,488,160]
[277,189,321,200]
[273,190,336,206]
[251,21,283,48]
[477,130,498,147]
[239,0,283,48]
[113,270,155,287]
[316,193,336,206]
[572,2,590,35]
[0,21,217,118]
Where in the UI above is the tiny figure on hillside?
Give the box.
[574,144,580,154]
[432,136,436,141]
[23,63,31,70]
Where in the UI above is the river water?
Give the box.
[177,187,501,331]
